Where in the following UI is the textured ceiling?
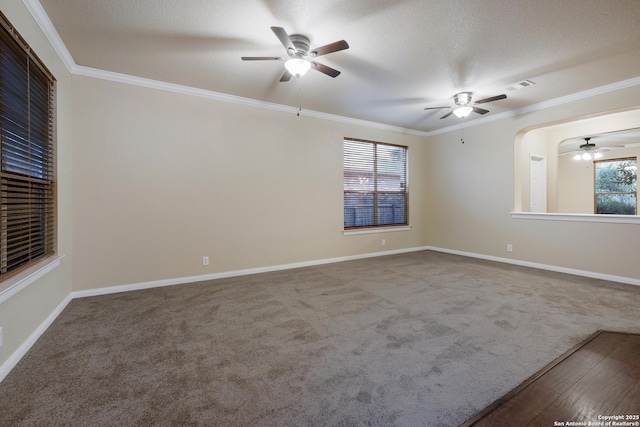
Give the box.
[37,0,640,132]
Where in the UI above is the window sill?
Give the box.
[0,255,65,304]
[343,226,412,236]
[511,212,640,224]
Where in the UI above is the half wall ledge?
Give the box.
[511,212,640,225]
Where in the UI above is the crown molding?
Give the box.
[24,0,640,139]
[73,65,430,136]
[22,0,75,71]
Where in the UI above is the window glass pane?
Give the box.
[344,193,374,227]
[376,144,406,192]
[595,193,636,215]
[594,158,637,215]
[595,159,636,193]
[344,140,375,191]
[377,193,406,225]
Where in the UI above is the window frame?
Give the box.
[593,156,637,215]
[343,137,409,230]
[0,11,57,282]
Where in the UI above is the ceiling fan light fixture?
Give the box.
[571,137,605,161]
[454,92,472,105]
[573,151,602,161]
[453,106,473,118]
[284,57,311,77]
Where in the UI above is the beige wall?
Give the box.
[557,152,595,214]
[426,85,640,280]
[71,74,640,290]
[71,76,429,291]
[0,0,73,367]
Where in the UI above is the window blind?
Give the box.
[343,138,408,229]
[0,12,56,279]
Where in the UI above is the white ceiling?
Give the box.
[37,0,640,133]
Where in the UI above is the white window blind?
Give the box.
[343,138,408,229]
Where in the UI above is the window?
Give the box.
[343,138,408,229]
[594,157,637,215]
[0,12,56,280]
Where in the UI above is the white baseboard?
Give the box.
[3,244,638,384]
[71,246,431,299]
[0,293,73,383]
[425,246,640,287]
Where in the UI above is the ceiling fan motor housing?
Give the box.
[579,137,596,151]
[289,34,310,56]
[454,92,473,106]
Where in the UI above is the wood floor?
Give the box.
[462,330,640,427]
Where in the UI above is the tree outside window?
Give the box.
[594,158,637,215]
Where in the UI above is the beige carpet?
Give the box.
[1,250,639,426]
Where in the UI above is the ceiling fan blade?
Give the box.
[440,111,454,119]
[310,40,349,57]
[424,106,451,110]
[280,70,292,82]
[271,26,296,53]
[475,94,507,104]
[310,61,340,77]
[241,56,284,61]
[472,107,490,115]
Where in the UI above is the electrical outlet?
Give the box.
[507,244,513,252]
[0,326,3,348]
[202,256,209,266]
[381,239,386,246]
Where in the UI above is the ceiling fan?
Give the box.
[241,27,349,82]
[561,137,618,160]
[424,92,507,119]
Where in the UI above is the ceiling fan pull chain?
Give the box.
[297,81,303,116]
